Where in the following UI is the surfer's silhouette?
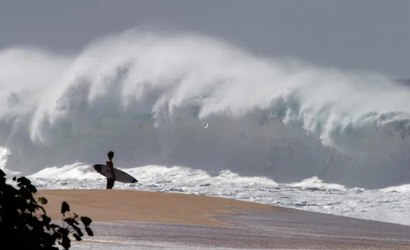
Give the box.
[106,151,116,189]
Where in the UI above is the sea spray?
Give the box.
[1,29,410,188]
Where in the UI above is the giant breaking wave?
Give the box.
[1,29,410,188]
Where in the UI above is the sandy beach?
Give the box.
[37,189,410,249]
[38,189,278,226]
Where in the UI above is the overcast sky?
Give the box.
[1,0,409,78]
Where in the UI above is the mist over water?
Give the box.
[1,29,410,188]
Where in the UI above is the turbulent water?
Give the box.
[1,29,410,226]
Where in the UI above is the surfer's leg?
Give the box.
[106,178,115,189]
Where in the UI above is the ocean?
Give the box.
[1,29,410,226]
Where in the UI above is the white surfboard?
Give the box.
[93,164,138,183]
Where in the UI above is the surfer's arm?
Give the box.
[107,161,116,179]
[111,166,116,179]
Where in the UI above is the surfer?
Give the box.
[106,151,116,189]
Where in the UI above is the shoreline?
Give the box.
[36,189,410,249]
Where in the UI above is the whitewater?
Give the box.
[1,29,410,226]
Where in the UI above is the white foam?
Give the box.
[1,29,410,188]
[28,162,100,180]
[22,163,410,226]
[380,184,410,193]
[288,176,346,191]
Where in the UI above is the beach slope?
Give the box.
[37,190,410,249]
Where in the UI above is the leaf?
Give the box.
[73,233,82,241]
[61,201,70,214]
[0,170,96,248]
[64,217,78,226]
[42,215,51,227]
[58,227,69,237]
[17,176,31,186]
[85,227,94,236]
[38,197,48,205]
[73,226,83,237]
[61,236,71,250]
[73,226,84,237]
[81,216,92,227]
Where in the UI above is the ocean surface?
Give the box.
[1,29,410,226]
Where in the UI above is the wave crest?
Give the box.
[1,29,410,188]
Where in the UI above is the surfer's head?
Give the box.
[107,151,114,159]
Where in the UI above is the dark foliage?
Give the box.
[0,169,93,249]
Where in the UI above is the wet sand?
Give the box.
[37,190,410,249]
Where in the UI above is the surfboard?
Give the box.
[93,164,138,183]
